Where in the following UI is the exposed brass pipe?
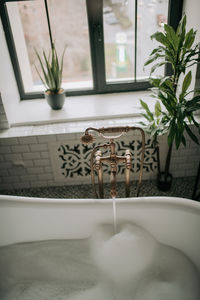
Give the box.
[125,149,131,197]
[81,126,145,198]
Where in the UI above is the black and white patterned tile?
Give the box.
[49,135,157,184]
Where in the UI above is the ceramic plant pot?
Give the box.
[45,89,65,110]
[157,171,173,191]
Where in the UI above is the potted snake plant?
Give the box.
[140,15,200,191]
[35,43,66,110]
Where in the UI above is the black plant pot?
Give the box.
[45,89,65,110]
[157,172,173,191]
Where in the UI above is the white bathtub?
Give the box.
[0,195,200,274]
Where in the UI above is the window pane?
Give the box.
[47,0,93,90]
[7,0,50,92]
[103,0,136,83]
[137,0,169,79]
[6,0,93,93]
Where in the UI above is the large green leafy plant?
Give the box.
[141,15,200,188]
[35,43,66,94]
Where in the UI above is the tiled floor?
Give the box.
[0,176,197,200]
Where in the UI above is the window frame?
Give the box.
[0,0,183,100]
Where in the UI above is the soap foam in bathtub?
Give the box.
[68,223,200,300]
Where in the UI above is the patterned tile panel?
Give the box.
[49,136,157,183]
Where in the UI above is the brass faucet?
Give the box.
[81,126,145,198]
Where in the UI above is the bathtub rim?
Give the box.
[0,194,200,212]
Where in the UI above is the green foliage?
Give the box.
[141,15,200,150]
[35,43,66,93]
[139,100,167,146]
[145,15,199,79]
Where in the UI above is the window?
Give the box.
[0,0,183,100]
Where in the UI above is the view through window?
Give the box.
[6,0,93,93]
[0,0,176,99]
[103,0,168,82]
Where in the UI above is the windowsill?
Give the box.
[1,90,199,139]
[0,90,154,138]
[7,90,154,127]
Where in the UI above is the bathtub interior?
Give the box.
[0,196,200,300]
[0,196,200,271]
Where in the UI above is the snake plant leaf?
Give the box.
[34,49,50,89]
[35,44,66,93]
[43,49,56,90]
[53,47,60,90]
[34,64,48,90]
[59,45,67,89]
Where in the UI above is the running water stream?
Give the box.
[112,197,117,234]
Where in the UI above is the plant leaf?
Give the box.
[184,28,196,49]
[181,135,186,146]
[155,101,161,118]
[34,49,50,89]
[151,31,172,49]
[164,24,177,51]
[140,100,154,120]
[150,61,166,75]
[34,64,48,90]
[35,43,66,92]
[168,118,176,145]
[181,71,192,96]
[185,123,199,144]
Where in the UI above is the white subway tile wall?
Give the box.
[0,125,199,190]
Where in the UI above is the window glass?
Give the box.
[47,0,93,90]
[7,0,50,92]
[103,0,135,83]
[4,0,173,98]
[6,0,93,93]
[137,0,169,79]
